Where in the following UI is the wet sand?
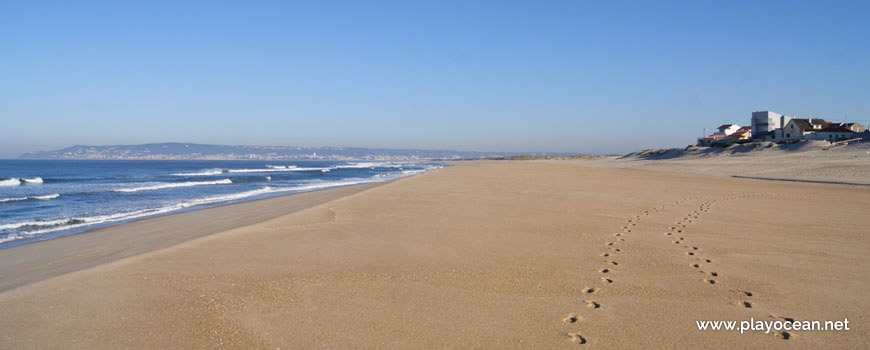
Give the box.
[0,182,386,292]
[0,161,867,348]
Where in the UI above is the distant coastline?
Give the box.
[18,142,518,161]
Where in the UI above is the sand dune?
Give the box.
[0,161,868,348]
[583,140,870,185]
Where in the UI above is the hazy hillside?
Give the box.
[18,143,507,161]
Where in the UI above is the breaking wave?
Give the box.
[0,178,21,186]
[0,177,45,186]
[114,179,233,193]
[171,169,223,176]
[32,193,60,200]
[225,167,331,173]
[0,193,61,203]
[0,179,380,243]
[0,162,443,244]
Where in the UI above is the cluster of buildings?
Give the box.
[698,111,867,146]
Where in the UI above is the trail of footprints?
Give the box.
[562,197,701,345]
[563,194,795,344]
[662,193,794,340]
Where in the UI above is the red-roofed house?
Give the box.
[714,124,741,136]
[730,130,751,140]
[697,123,747,146]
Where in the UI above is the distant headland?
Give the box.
[17,142,517,161]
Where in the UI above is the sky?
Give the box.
[1,1,868,157]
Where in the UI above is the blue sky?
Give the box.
[1,1,867,157]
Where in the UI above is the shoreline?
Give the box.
[0,179,392,292]
[0,160,868,348]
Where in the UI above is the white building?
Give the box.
[751,111,792,140]
[838,123,866,133]
[806,126,859,141]
[780,118,827,140]
[714,124,741,136]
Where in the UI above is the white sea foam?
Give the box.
[400,169,427,176]
[0,178,21,186]
[22,177,43,184]
[171,169,223,176]
[332,162,401,169]
[226,167,331,173]
[0,206,184,242]
[0,193,60,203]
[114,179,233,192]
[178,187,278,207]
[32,193,60,200]
[0,164,441,244]
[1,178,382,236]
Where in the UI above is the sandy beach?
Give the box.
[1,160,868,348]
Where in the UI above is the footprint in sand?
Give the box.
[568,332,587,344]
[583,287,598,294]
[600,253,610,257]
[611,248,621,252]
[686,252,695,256]
[600,277,613,284]
[704,279,716,285]
[741,301,753,308]
[563,314,579,323]
[608,261,618,266]
[774,331,790,340]
[708,272,718,277]
[584,300,600,309]
[606,242,614,246]
[672,240,681,244]
[614,233,622,237]
[691,263,700,268]
[771,315,795,323]
[600,268,610,274]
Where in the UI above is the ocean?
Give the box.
[0,159,441,247]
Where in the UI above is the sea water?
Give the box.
[0,160,441,247]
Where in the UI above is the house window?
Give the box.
[786,133,790,138]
